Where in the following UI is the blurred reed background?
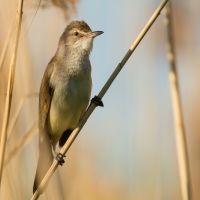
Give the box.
[0,0,200,199]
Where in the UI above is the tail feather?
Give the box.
[33,153,53,193]
[33,133,53,194]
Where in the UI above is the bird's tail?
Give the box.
[33,134,53,194]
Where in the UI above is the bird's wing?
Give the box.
[38,61,54,134]
[33,59,55,194]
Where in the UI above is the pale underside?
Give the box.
[47,37,93,148]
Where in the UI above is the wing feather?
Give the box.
[33,58,55,193]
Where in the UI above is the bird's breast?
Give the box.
[48,64,92,145]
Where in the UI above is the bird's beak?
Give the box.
[81,31,104,39]
[86,31,104,38]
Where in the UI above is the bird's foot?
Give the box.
[91,95,104,107]
[55,152,66,166]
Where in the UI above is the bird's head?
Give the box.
[59,21,103,53]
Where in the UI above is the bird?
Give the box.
[33,20,103,194]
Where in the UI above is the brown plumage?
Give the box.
[33,20,103,194]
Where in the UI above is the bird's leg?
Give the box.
[50,139,66,166]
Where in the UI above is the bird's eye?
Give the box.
[73,32,79,36]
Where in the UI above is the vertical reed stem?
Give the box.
[165,2,192,200]
[0,0,24,187]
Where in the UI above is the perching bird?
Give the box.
[33,20,103,193]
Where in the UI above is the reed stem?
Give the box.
[165,2,192,200]
[0,0,24,187]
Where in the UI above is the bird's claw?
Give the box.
[55,153,66,166]
[91,95,104,107]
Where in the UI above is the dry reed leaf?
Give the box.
[28,0,79,19]
[4,122,38,166]
[42,0,79,19]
